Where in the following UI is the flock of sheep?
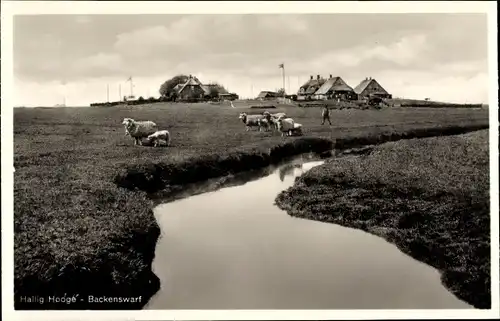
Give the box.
[121,110,303,147]
[238,111,303,136]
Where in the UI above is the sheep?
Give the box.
[146,130,171,147]
[275,117,297,137]
[271,112,287,119]
[122,118,158,146]
[289,122,303,136]
[257,118,272,132]
[262,111,287,131]
[238,112,265,131]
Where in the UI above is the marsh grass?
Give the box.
[275,130,491,309]
[14,103,489,309]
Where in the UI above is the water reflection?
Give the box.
[146,159,472,310]
[278,163,303,182]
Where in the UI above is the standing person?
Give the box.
[321,105,332,125]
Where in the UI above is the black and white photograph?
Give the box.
[1,1,499,320]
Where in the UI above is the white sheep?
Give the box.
[122,118,158,146]
[146,130,171,147]
[276,117,297,137]
[289,123,303,136]
[263,111,287,131]
[239,112,265,131]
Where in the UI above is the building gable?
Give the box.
[363,79,388,96]
[333,77,345,87]
[314,76,354,96]
[354,78,389,97]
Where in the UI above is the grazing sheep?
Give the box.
[147,130,171,147]
[257,118,272,132]
[239,112,265,131]
[275,117,297,137]
[122,118,158,145]
[289,123,303,136]
[263,111,287,131]
[271,112,287,119]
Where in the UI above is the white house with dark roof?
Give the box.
[353,77,391,100]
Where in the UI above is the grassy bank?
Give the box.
[275,130,491,309]
[14,103,489,309]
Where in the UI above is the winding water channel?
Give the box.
[145,156,472,309]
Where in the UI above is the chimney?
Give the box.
[330,74,333,79]
[310,75,313,80]
[317,75,320,80]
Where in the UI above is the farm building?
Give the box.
[297,75,327,100]
[257,91,279,100]
[175,75,208,100]
[312,75,357,101]
[218,93,239,101]
[353,77,392,100]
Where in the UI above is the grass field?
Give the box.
[275,130,490,309]
[13,102,489,309]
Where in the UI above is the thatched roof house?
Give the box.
[298,75,327,98]
[176,75,206,100]
[313,75,356,100]
[257,91,279,100]
[353,77,391,99]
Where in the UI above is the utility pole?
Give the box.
[119,84,122,101]
[107,84,109,102]
[279,63,285,97]
[127,76,134,98]
[61,79,67,106]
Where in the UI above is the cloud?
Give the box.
[72,53,125,77]
[13,13,489,105]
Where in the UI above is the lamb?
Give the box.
[146,130,171,147]
[276,117,301,137]
[238,112,265,131]
[122,118,158,146]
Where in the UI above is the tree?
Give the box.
[159,74,189,97]
[206,82,228,99]
[277,88,286,96]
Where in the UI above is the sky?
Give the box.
[13,13,489,106]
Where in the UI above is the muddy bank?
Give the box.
[114,137,334,193]
[275,130,490,309]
